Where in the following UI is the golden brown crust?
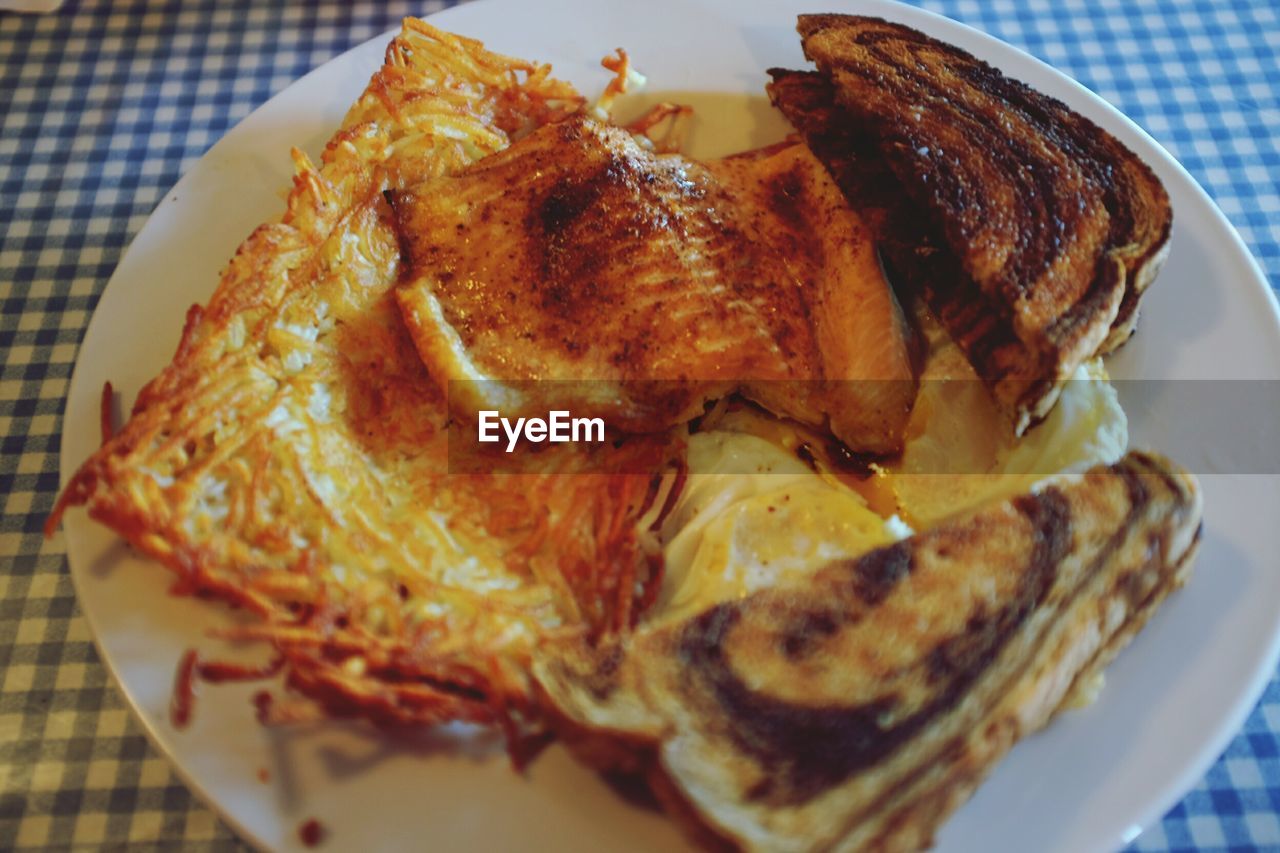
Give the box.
[391,113,918,453]
[46,20,671,730]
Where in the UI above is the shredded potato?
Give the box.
[626,102,695,153]
[50,20,678,738]
[593,48,693,153]
[593,48,644,119]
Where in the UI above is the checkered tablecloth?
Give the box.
[1,0,1277,850]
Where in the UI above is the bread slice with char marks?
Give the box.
[535,451,1201,851]
[770,15,1171,434]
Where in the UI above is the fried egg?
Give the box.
[890,310,1128,526]
[656,431,911,624]
[655,308,1127,618]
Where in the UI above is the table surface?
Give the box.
[2,0,1278,850]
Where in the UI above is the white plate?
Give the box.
[58,1,1280,850]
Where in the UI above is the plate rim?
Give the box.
[57,1,1280,851]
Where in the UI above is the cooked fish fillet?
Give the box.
[392,114,917,454]
[49,22,671,727]
[535,451,1201,852]
[771,15,1172,434]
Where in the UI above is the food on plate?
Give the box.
[49,21,674,729]
[654,428,912,626]
[392,114,916,454]
[769,15,1172,434]
[50,11,1200,852]
[889,308,1130,527]
[537,452,1201,852]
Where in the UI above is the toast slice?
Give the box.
[770,15,1172,433]
[535,451,1201,851]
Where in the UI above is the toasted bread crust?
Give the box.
[773,15,1171,432]
[536,452,1202,851]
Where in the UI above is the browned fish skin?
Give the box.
[774,15,1171,433]
[535,451,1202,852]
[392,114,917,453]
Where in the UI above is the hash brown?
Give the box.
[50,20,666,731]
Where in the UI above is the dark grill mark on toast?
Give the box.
[1129,449,1188,504]
[777,543,912,658]
[674,489,1072,806]
[847,540,913,605]
[920,489,1076,688]
[779,607,844,661]
[532,455,1200,851]
[773,15,1171,425]
[769,69,1043,389]
[821,23,1100,308]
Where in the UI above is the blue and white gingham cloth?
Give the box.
[0,1,1276,849]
